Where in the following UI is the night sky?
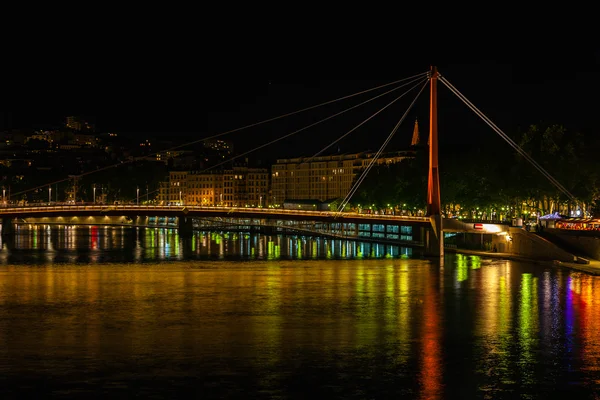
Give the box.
[3,43,598,160]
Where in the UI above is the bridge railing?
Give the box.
[0,204,431,221]
[457,218,512,225]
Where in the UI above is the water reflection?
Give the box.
[518,273,539,385]
[0,259,442,397]
[419,266,442,400]
[0,225,413,264]
[569,274,600,384]
[0,231,599,398]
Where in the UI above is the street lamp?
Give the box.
[93,185,96,204]
[179,190,182,205]
[2,188,5,205]
[49,186,52,204]
[260,195,263,208]
[137,186,139,205]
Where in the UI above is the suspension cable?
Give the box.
[337,80,428,213]
[119,77,428,204]
[124,78,427,205]
[438,75,578,204]
[336,79,429,214]
[301,77,429,165]
[10,72,429,200]
[201,75,427,172]
[163,72,429,153]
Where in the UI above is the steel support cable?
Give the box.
[337,80,427,213]
[438,75,577,203]
[124,78,427,203]
[301,77,429,166]
[337,79,428,214]
[336,80,429,214]
[200,75,429,173]
[10,72,429,200]
[117,77,427,204]
[439,75,574,200]
[162,72,429,152]
[124,80,428,203]
[336,80,428,214]
[125,79,429,204]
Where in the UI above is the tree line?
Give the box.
[351,124,599,219]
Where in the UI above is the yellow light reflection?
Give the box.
[396,263,411,365]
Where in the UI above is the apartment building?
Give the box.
[158,167,268,207]
[270,151,413,205]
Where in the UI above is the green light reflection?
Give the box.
[297,238,302,259]
[518,273,539,384]
[456,254,468,282]
[469,255,481,270]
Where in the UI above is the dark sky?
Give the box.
[3,41,598,159]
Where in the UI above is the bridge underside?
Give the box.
[4,214,583,263]
[4,212,511,250]
[6,214,430,248]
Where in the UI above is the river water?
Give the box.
[0,226,598,399]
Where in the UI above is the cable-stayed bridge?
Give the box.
[0,203,510,252]
[0,67,578,259]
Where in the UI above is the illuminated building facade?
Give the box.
[159,167,268,207]
[270,151,413,206]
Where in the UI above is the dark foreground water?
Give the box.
[0,226,599,399]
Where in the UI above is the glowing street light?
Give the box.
[93,185,96,203]
[49,186,52,203]
[137,186,140,205]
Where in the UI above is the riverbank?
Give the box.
[446,247,600,276]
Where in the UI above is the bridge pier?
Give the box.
[424,214,444,257]
[1,217,13,235]
[177,216,194,237]
[135,216,149,227]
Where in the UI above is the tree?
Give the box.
[512,124,593,216]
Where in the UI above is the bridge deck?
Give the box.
[0,205,432,225]
[0,205,513,234]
